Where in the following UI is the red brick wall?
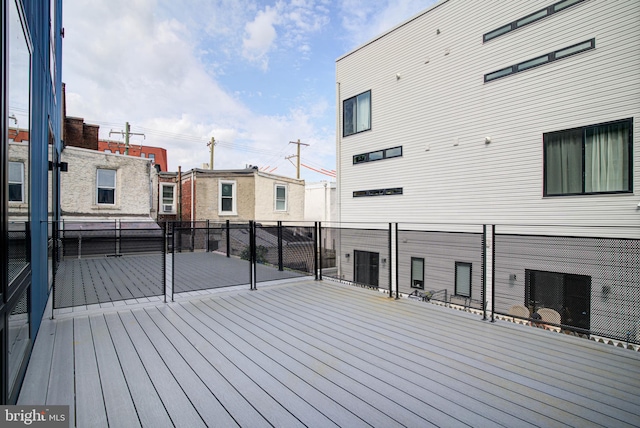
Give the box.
[64,117,98,150]
[98,140,168,172]
[181,175,193,221]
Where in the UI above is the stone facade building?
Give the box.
[155,168,305,223]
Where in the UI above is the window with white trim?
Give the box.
[9,162,24,202]
[219,180,237,215]
[275,184,287,211]
[96,169,116,205]
[161,183,176,213]
[343,90,371,137]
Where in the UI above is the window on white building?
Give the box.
[219,180,236,215]
[411,257,424,289]
[275,184,287,211]
[161,184,176,213]
[544,119,632,196]
[455,262,472,298]
[9,162,24,202]
[97,169,116,205]
[343,90,371,136]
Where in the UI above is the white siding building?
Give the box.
[336,0,639,229]
[335,0,640,342]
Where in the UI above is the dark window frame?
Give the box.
[483,0,585,43]
[543,118,633,197]
[411,257,425,289]
[343,90,371,137]
[353,187,403,198]
[484,39,594,83]
[353,146,402,164]
[454,262,472,298]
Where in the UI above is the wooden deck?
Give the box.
[19,280,640,427]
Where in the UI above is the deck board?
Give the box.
[73,317,109,427]
[191,298,403,427]
[186,299,375,428]
[277,284,639,426]
[221,291,527,427]
[89,314,141,428]
[19,280,640,428]
[294,285,640,416]
[117,311,207,428]
[45,318,76,428]
[17,318,55,405]
[103,312,174,427]
[130,309,239,427]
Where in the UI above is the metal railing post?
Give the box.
[226,219,230,257]
[318,222,323,280]
[278,221,283,271]
[482,224,487,321]
[314,222,319,280]
[163,226,167,303]
[206,219,210,252]
[51,221,56,318]
[395,223,399,300]
[491,225,496,323]
[171,227,175,302]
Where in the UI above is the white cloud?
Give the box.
[339,0,437,47]
[62,0,335,181]
[242,6,280,70]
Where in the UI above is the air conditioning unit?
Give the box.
[163,204,173,213]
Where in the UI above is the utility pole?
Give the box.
[287,139,309,179]
[207,137,216,170]
[109,122,145,155]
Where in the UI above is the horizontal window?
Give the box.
[353,146,402,164]
[544,118,633,196]
[483,0,585,43]
[343,90,371,137]
[353,187,403,198]
[484,39,594,82]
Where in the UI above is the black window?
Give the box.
[353,146,402,164]
[483,0,585,43]
[353,187,403,198]
[343,91,371,137]
[544,119,632,196]
[455,262,472,298]
[484,39,594,83]
[411,258,424,289]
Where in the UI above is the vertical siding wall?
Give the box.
[336,0,640,229]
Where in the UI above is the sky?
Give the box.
[62,0,438,181]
